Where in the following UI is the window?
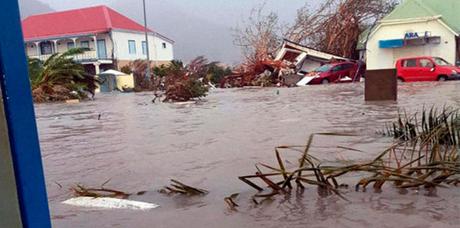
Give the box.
[80,41,90,49]
[40,41,52,55]
[342,63,354,70]
[419,59,434,68]
[67,42,75,49]
[433,57,451,66]
[332,65,343,72]
[128,40,136,54]
[142,41,147,55]
[402,59,417,67]
[314,64,333,72]
[162,42,167,49]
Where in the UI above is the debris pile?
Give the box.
[220,59,294,88]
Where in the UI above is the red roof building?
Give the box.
[22,5,155,41]
[22,5,174,73]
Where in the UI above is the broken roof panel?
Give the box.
[276,39,349,62]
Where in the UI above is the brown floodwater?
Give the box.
[35,81,460,228]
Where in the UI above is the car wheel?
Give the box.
[438,76,447,81]
[397,78,404,83]
[321,79,329,84]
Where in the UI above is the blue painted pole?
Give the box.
[0,0,51,227]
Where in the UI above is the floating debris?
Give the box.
[159,179,208,196]
[71,181,131,199]
[62,197,159,210]
[224,193,239,210]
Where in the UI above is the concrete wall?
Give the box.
[111,30,174,62]
[366,19,457,70]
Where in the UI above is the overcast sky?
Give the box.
[26,0,317,64]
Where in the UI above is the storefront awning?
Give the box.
[379,39,404,48]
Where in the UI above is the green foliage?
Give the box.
[28,48,99,102]
[163,56,211,102]
[120,65,132,75]
[206,62,233,85]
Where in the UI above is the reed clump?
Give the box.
[240,113,460,200]
[381,107,460,145]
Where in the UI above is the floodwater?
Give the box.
[35,82,460,228]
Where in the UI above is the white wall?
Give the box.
[366,19,457,70]
[111,30,174,62]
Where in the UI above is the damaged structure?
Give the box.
[275,39,349,73]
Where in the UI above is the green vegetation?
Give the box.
[162,57,210,102]
[127,56,232,102]
[28,48,98,102]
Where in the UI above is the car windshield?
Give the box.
[433,57,452,66]
[314,64,333,72]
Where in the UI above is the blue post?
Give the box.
[0,0,51,227]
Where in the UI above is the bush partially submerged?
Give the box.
[161,57,211,102]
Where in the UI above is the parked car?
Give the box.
[297,61,364,86]
[396,56,460,82]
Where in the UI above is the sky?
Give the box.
[24,0,317,64]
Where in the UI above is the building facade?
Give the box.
[364,0,460,70]
[22,5,174,74]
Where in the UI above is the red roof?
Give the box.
[22,5,153,41]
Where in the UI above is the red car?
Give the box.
[396,56,460,82]
[298,62,363,85]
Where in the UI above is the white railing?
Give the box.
[29,50,110,63]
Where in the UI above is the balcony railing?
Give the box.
[29,50,112,63]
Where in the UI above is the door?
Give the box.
[341,63,356,81]
[400,58,418,81]
[418,58,437,81]
[97,39,107,59]
[330,64,344,82]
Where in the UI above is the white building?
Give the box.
[363,0,460,70]
[21,5,174,74]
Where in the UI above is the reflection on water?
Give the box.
[35,82,460,228]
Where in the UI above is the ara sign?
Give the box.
[404,31,432,39]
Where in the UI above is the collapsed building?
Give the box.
[275,39,349,73]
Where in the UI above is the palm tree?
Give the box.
[28,48,99,102]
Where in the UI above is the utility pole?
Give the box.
[142,0,151,83]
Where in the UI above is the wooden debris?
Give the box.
[224,193,240,210]
[159,179,208,196]
[71,184,130,199]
